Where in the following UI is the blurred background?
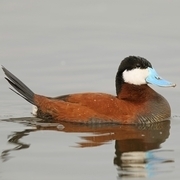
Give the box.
[0,1,180,180]
[1,0,179,117]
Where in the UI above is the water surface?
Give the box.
[0,1,180,179]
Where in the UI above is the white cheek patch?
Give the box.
[123,68,149,85]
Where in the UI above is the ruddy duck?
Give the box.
[2,56,176,124]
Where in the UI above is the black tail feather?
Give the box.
[2,66,35,105]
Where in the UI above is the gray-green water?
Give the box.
[0,1,180,179]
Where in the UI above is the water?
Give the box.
[0,0,180,179]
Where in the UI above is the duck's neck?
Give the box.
[117,83,155,103]
[115,71,123,95]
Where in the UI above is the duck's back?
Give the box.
[33,85,171,124]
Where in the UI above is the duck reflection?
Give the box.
[1,129,32,162]
[113,122,174,178]
[62,120,174,178]
[1,118,173,178]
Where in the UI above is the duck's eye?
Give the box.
[136,63,141,68]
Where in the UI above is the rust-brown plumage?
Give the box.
[33,84,170,124]
[2,56,173,124]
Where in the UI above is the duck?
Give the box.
[2,56,176,124]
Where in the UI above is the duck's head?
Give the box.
[116,56,176,95]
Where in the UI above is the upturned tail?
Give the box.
[2,66,35,105]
